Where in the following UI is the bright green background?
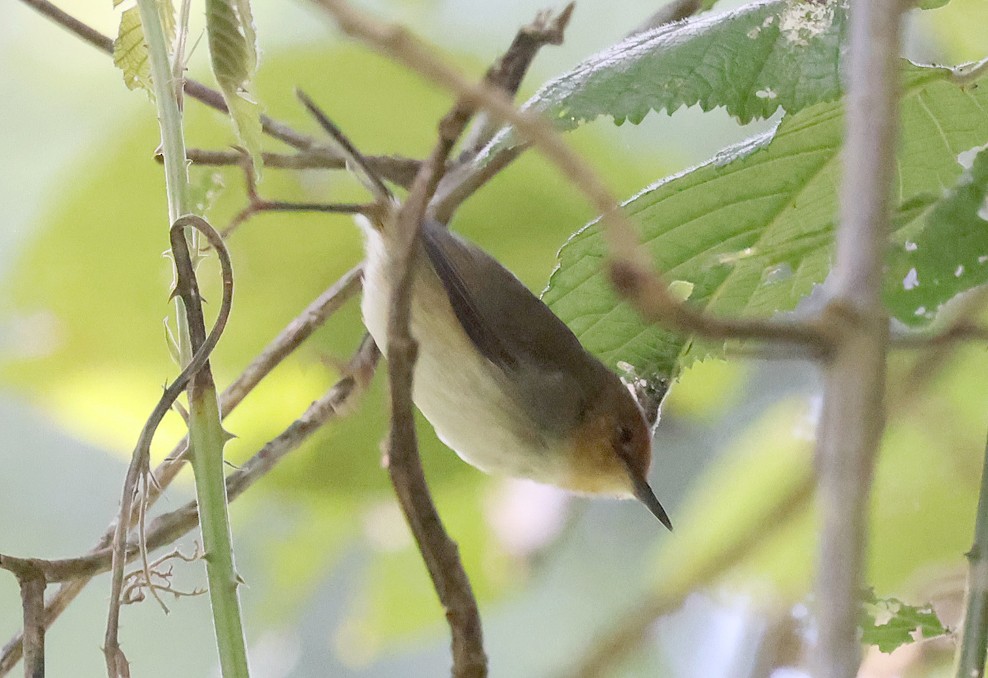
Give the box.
[1,1,987,676]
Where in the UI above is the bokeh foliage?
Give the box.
[3,0,988,674]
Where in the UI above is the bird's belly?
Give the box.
[360,229,563,482]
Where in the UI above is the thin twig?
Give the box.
[104,216,233,674]
[433,4,574,222]
[431,143,527,224]
[813,0,903,676]
[16,0,420,185]
[220,152,374,239]
[308,0,833,353]
[0,337,379,586]
[181,148,421,187]
[953,429,988,678]
[0,265,362,675]
[378,90,488,678]
[0,559,47,678]
[457,3,575,157]
[890,283,988,352]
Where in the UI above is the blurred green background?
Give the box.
[1,0,987,676]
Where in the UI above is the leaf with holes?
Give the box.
[860,590,947,653]
[887,142,988,325]
[112,0,176,96]
[114,7,152,93]
[543,64,988,383]
[510,0,848,143]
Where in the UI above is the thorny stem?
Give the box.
[0,560,46,678]
[16,0,419,185]
[104,217,236,676]
[0,338,378,587]
[0,265,363,677]
[953,430,988,678]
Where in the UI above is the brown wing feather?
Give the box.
[420,221,604,435]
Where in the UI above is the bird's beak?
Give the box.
[632,474,673,531]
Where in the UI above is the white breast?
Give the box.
[357,219,563,482]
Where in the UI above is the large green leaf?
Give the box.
[543,64,987,382]
[517,0,848,131]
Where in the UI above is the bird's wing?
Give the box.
[420,221,600,433]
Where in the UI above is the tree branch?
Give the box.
[0,266,362,676]
[0,337,379,585]
[179,148,421,188]
[376,87,488,678]
[0,558,46,678]
[456,3,574,158]
[431,4,575,222]
[813,0,902,675]
[307,0,832,353]
[16,0,419,186]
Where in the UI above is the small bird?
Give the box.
[299,93,672,530]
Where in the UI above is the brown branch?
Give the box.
[292,65,488,678]
[433,5,574,222]
[16,0,420,186]
[457,3,574,158]
[378,92,488,678]
[220,153,375,239]
[0,558,46,678]
[0,337,378,586]
[181,148,421,187]
[892,323,988,349]
[308,0,832,353]
[0,262,362,675]
[890,278,988,352]
[813,0,902,675]
[432,143,527,224]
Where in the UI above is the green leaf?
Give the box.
[520,0,848,130]
[887,143,988,325]
[112,0,177,95]
[160,0,177,49]
[916,0,950,8]
[206,0,263,175]
[113,7,152,92]
[543,64,988,382]
[860,589,948,653]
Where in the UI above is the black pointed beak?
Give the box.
[632,474,673,531]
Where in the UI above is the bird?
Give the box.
[298,92,672,530]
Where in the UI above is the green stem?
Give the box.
[954,431,988,678]
[134,1,250,675]
[188,388,250,676]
